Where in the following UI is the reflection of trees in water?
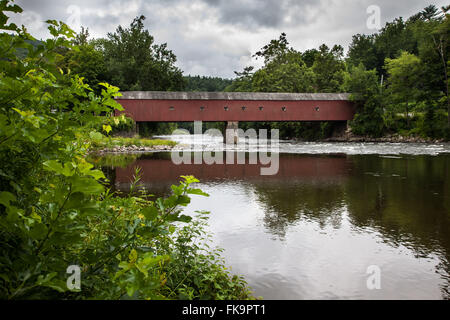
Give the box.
[345,156,450,250]
[252,154,450,298]
[253,181,346,238]
[344,155,450,299]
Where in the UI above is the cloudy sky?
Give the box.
[8,0,448,78]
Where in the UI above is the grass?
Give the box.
[90,135,177,150]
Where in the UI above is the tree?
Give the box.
[184,75,232,92]
[384,51,423,127]
[227,33,315,93]
[429,8,450,125]
[411,5,450,126]
[100,15,184,91]
[252,50,314,93]
[253,32,290,64]
[347,34,378,71]
[73,26,89,46]
[311,44,347,92]
[374,17,418,75]
[65,43,108,93]
[225,66,254,92]
[344,64,384,137]
[301,48,319,68]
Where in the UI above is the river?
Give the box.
[98,135,450,299]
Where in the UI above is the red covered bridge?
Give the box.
[115,91,355,122]
[115,91,355,140]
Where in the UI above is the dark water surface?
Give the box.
[100,146,450,299]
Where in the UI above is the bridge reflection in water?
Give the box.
[113,152,351,194]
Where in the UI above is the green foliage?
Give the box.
[344,64,384,137]
[87,153,140,169]
[228,33,320,94]
[88,134,177,151]
[137,122,178,137]
[97,114,134,135]
[0,2,252,300]
[384,51,423,127]
[347,5,450,133]
[183,75,232,92]
[157,211,253,300]
[311,44,347,92]
[99,15,185,91]
[252,50,315,92]
[225,66,255,92]
[253,32,290,64]
[347,34,378,71]
[64,43,108,93]
[301,48,319,68]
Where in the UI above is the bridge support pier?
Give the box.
[224,121,239,144]
[331,121,349,138]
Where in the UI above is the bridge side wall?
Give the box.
[116,99,355,122]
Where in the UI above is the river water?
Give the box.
[102,135,450,299]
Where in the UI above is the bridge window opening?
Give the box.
[315,106,320,112]
[169,106,175,111]
[224,106,229,111]
[242,106,246,111]
[200,106,205,111]
[281,106,287,112]
[259,106,264,111]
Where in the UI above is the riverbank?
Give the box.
[323,132,448,143]
[94,144,175,153]
[89,136,177,153]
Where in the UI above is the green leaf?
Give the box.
[37,272,57,285]
[89,131,103,141]
[176,195,191,206]
[30,223,48,240]
[142,206,158,220]
[187,188,210,197]
[181,175,199,184]
[43,160,75,177]
[87,169,105,180]
[170,184,183,196]
[129,249,138,264]
[71,176,104,194]
[0,191,15,207]
[36,272,67,292]
[177,215,192,223]
[45,279,68,293]
[102,124,112,134]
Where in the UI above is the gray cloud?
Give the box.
[203,0,289,28]
[8,0,450,78]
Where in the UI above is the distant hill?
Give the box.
[183,75,232,92]
[13,38,44,59]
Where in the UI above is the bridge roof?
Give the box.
[117,91,351,101]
